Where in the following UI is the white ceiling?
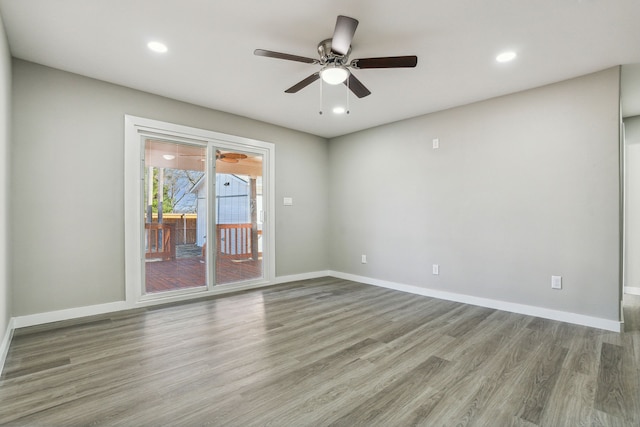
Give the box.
[1,0,640,138]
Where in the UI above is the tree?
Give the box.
[146,167,204,214]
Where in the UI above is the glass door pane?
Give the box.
[143,139,207,294]
[215,150,264,284]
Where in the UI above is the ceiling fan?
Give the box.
[216,151,247,163]
[254,15,418,98]
[179,151,248,163]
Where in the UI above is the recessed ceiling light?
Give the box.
[162,154,175,160]
[332,106,346,114]
[496,51,517,63]
[148,41,168,53]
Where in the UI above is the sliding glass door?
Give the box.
[143,139,208,295]
[215,150,264,284]
[138,133,269,298]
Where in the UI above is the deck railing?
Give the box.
[146,222,261,261]
[146,214,197,245]
[145,223,176,260]
[217,223,261,259]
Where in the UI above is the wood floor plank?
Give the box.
[590,408,628,427]
[514,343,568,424]
[284,328,455,425]
[1,357,71,380]
[437,327,542,425]
[440,305,495,338]
[540,368,597,426]
[595,339,640,425]
[563,328,602,376]
[1,277,639,426]
[328,355,449,426]
[474,408,541,427]
[596,342,630,421]
[407,319,525,425]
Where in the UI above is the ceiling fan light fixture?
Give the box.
[320,65,349,85]
[496,51,516,63]
[147,41,168,53]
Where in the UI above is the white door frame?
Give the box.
[124,115,275,307]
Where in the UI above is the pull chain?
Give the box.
[346,76,350,114]
[318,77,323,115]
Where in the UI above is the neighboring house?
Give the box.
[190,173,253,247]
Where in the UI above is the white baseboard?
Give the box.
[272,270,331,285]
[624,286,640,296]
[0,317,15,377]
[10,271,330,331]
[12,301,130,329]
[329,271,622,332]
[133,271,331,308]
[2,269,620,376]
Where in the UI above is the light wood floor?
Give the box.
[1,277,639,426]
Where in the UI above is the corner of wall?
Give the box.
[0,10,13,376]
[0,317,14,375]
[326,68,621,323]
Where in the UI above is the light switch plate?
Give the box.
[283,197,293,206]
[551,275,562,289]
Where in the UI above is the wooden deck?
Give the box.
[144,223,263,293]
[145,255,262,293]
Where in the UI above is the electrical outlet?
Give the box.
[361,254,367,264]
[432,138,440,149]
[551,275,562,290]
[432,264,439,275]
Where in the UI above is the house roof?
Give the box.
[1,0,639,138]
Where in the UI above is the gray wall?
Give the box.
[329,67,621,321]
[8,59,623,323]
[625,115,640,289]
[0,16,10,341]
[11,59,329,316]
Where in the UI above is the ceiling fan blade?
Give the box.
[344,73,371,98]
[331,15,359,56]
[254,49,317,64]
[351,56,418,69]
[285,72,320,93]
[222,153,248,160]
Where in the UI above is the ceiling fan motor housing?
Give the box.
[317,38,351,65]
